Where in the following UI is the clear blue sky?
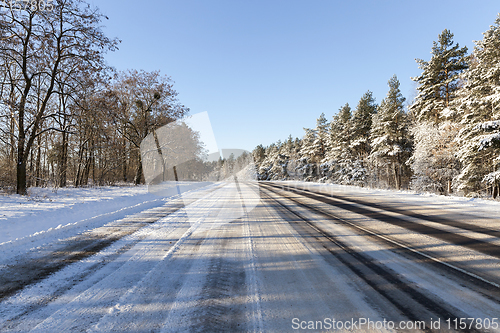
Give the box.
[91,0,499,152]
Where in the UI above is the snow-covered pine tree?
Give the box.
[349,91,378,185]
[324,103,351,162]
[313,113,329,163]
[410,29,468,123]
[268,138,298,180]
[476,120,500,198]
[298,128,318,181]
[257,143,278,180]
[252,144,266,170]
[351,91,377,158]
[268,149,290,180]
[409,29,467,194]
[287,137,303,179]
[299,128,315,160]
[280,135,296,179]
[409,121,461,193]
[296,114,330,181]
[455,15,500,197]
[322,103,362,184]
[281,137,298,180]
[369,75,411,190]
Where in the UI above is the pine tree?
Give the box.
[252,144,266,167]
[299,128,316,160]
[268,147,290,180]
[325,103,352,161]
[409,121,461,193]
[298,128,319,181]
[286,136,302,179]
[258,143,278,180]
[455,15,500,196]
[313,113,329,163]
[278,135,295,179]
[409,29,467,193]
[322,103,364,184]
[296,113,331,181]
[369,75,411,190]
[351,91,377,159]
[410,29,468,123]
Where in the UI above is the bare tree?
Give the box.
[0,0,118,194]
[109,70,189,184]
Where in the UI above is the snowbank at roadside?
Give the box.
[0,186,164,251]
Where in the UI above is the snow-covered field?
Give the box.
[0,184,196,267]
[0,181,233,266]
[0,186,158,245]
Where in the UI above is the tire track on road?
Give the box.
[0,185,221,301]
[261,186,481,333]
[264,182,500,260]
[0,203,182,301]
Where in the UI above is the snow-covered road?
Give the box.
[1,181,500,332]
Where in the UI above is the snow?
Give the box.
[0,182,259,332]
[479,132,500,150]
[476,120,500,131]
[0,186,161,245]
[275,180,500,220]
[2,181,499,260]
[2,181,500,331]
[0,185,173,268]
[483,170,500,184]
[440,107,455,118]
[371,134,389,147]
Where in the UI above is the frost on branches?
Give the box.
[409,122,460,193]
[455,15,500,197]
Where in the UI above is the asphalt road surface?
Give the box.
[1,181,500,332]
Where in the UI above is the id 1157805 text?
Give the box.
[1,0,54,11]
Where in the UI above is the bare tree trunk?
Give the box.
[75,145,83,187]
[9,98,16,175]
[394,164,401,190]
[35,137,41,187]
[75,137,88,187]
[386,163,390,188]
[122,138,127,182]
[16,125,27,194]
[91,144,96,186]
[134,162,143,185]
[59,131,68,187]
[82,151,91,186]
